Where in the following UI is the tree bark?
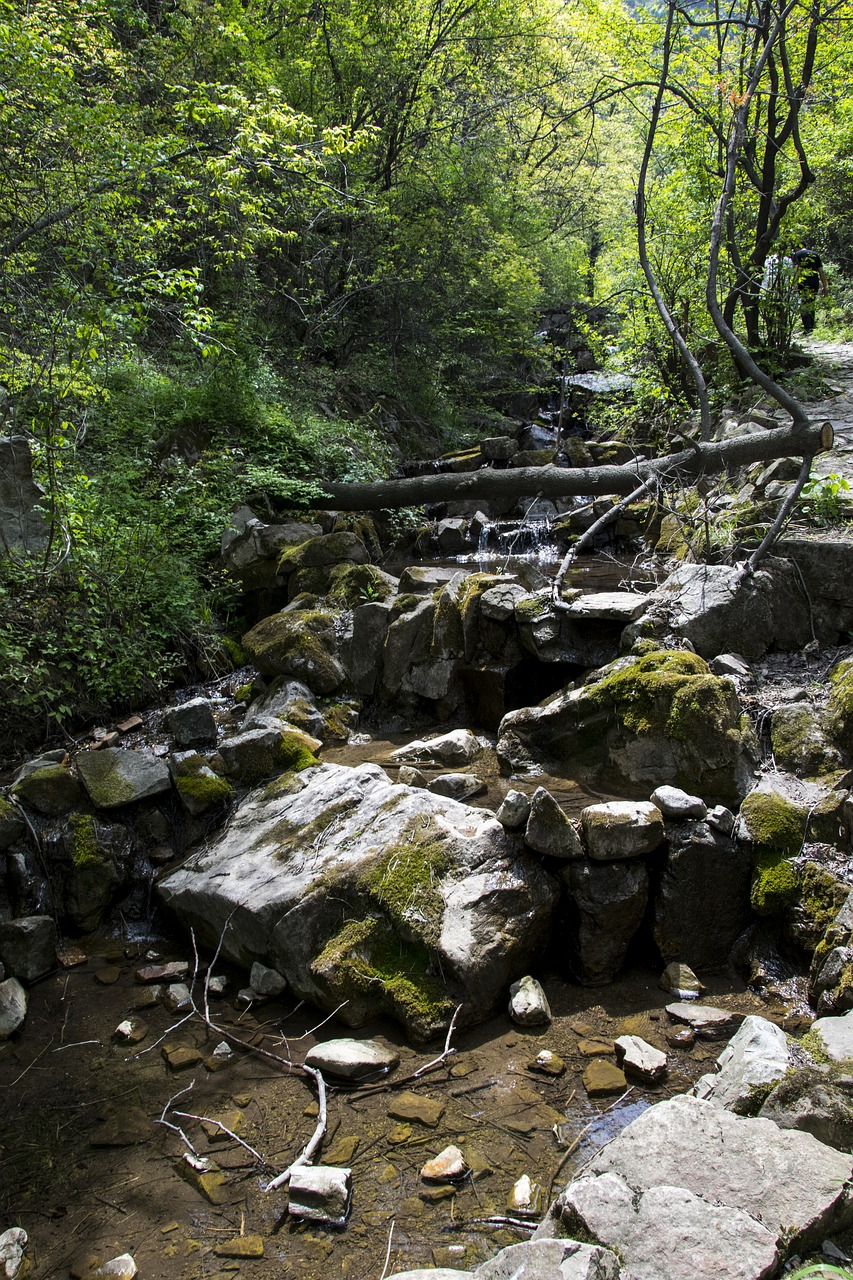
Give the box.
[309,420,832,510]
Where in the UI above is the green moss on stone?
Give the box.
[242,609,342,690]
[69,812,102,867]
[827,659,853,756]
[587,649,720,737]
[175,772,233,806]
[515,594,551,623]
[221,636,245,668]
[390,593,423,616]
[797,863,849,949]
[277,730,318,773]
[751,852,799,916]
[362,821,451,946]
[739,791,804,856]
[326,562,395,608]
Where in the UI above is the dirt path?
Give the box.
[801,339,853,483]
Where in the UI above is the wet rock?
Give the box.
[169,751,233,816]
[0,1228,27,1280]
[0,915,56,982]
[12,763,82,815]
[525,787,584,859]
[507,1174,547,1216]
[214,1236,263,1258]
[71,1253,137,1280]
[0,978,27,1039]
[250,961,287,996]
[304,1038,400,1080]
[166,697,217,747]
[387,1092,446,1128]
[581,801,664,860]
[561,859,648,986]
[95,965,121,985]
[693,1015,791,1114]
[163,983,192,1013]
[528,1049,566,1077]
[653,820,751,971]
[552,1093,853,1273]
[495,790,530,829]
[201,1109,243,1142]
[498,647,756,807]
[428,773,486,802]
[244,677,322,737]
[278,531,369,573]
[135,960,189,983]
[76,748,171,809]
[810,1012,853,1062]
[159,761,558,1040]
[759,1064,853,1149]
[390,729,482,768]
[398,565,461,594]
[0,799,26,850]
[205,1041,236,1071]
[175,1152,227,1202]
[659,961,703,999]
[666,1002,743,1039]
[650,785,707,820]
[583,1059,627,1097]
[770,703,842,777]
[288,1165,352,1224]
[508,975,551,1026]
[615,1035,667,1084]
[421,1145,468,1181]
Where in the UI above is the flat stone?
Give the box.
[90,1106,151,1146]
[583,1059,627,1097]
[581,801,665,860]
[201,1110,243,1142]
[324,1135,360,1164]
[390,729,482,768]
[561,591,648,622]
[650,785,707,820]
[95,966,121,986]
[71,1253,138,1280]
[213,1236,263,1258]
[421,1145,468,1181]
[76,747,171,808]
[666,1002,744,1039]
[163,983,192,1013]
[428,774,486,802]
[135,961,189,984]
[615,1035,667,1084]
[477,1239,621,1280]
[304,1038,400,1080]
[288,1165,352,1224]
[578,1039,613,1056]
[163,1045,203,1071]
[387,1092,446,1127]
[508,975,551,1026]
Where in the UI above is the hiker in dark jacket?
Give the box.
[792,247,828,333]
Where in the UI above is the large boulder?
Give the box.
[692,1015,792,1114]
[625,560,811,660]
[652,819,753,970]
[159,762,559,1041]
[542,1094,853,1277]
[497,648,757,806]
[242,609,346,694]
[76,748,171,809]
[0,915,57,982]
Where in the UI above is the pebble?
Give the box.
[288,1166,352,1225]
[659,961,703,1000]
[57,946,87,968]
[578,1038,613,1056]
[615,1034,668,1084]
[113,1017,147,1044]
[201,1110,243,1142]
[527,1049,566,1076]
[175,1153,227,1203]
[249,962,287,997]
[421,1145,468,1181]
[0,1228,27,1280]
[508,975,551,1026]
[507,1174,547,1215]
[666,1001,743,1039]
[324,1135,360,1164]
[94,967,121,986]
[163,983,192,1013]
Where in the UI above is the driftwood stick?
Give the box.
[745,450,815,573]
[172,1111,271,1168]
[552,477,657,599]
[264,1063,328,1192]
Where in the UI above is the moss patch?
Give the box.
[827,659,853,756]
[68,813,102,868]
[326,562,395,609]
[794,862,849,952]
[751,852,799,916]
[175,772,233,807]
[277,730,319,773]
[587,649,726,739]
[242,609,343,692]
[362,820,452,947]
[739,790,804,856]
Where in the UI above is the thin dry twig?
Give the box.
[349,1004,462,1098]
[172,1111,271,1168]
[157,1083,199,1157]
[378,1219,396,1280]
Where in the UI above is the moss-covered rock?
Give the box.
[751,852,799,916]
[242,609,345,693]
[786,862,850,957]
[75,748,172,810]
[277,531,369,576]
[218,725,319,786]
[0,795,26,849]
[170,752,234,816]
[497,647,757,805]
[770,704,842,778]
[325,562,397,609]
[57,813,130,930]
[826,658,853,758]
[738,789,805,857]
[12,764,83,816]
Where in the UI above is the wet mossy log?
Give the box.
[306,421,833,510]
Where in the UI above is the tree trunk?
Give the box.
[307,420,832,510]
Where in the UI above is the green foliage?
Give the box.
[798,473,851,527]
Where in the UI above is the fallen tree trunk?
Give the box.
[311,420,833,510]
